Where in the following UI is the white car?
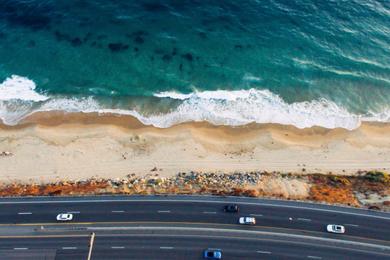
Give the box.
[326,224,345,234]
[239,217,256,225]
[56,213,73,221]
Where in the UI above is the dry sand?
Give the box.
[0,112,390,183]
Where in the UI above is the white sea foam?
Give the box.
[0,77,389,130]
[243,73,262,82]
[364,108,390,122]
[152,89,362,129]
[0,75,48,101]
[155,89,258,101]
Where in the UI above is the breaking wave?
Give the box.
[0,75,48,102]
[0,76,389,130]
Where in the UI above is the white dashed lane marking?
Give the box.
[257,250,271,254]
[297,218,312,222]
[250,214,263,217]
[160,247,174,250]
[344,224,359,227]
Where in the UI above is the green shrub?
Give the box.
[364,171,389,183]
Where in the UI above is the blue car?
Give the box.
[203,249,222,259]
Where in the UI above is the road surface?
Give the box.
[0,195,388,259]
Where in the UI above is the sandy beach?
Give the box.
[0,112,389,183]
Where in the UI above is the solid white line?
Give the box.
[67,211,80,214]
[14,248,28,250]
[17,212,32,215]
[257,250,271,254]
[62,247,77,250]
[111,210,125,213]
[297,218,312,222]
[203,211,217,214]
[111,246,125,249]
[157,210,171,213]
[307,256,322,259]
[2,198,390,220]
[160,246,174,249]
[250,214,263,217]
[344,224,359,227]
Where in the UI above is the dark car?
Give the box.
[203,249,222,259]
[224,204,239,213]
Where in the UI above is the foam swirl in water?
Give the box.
[0,75,48,101]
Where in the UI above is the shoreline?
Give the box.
[0,111,390,183]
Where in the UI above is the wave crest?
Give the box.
[152,89,361,129]
[0,75,48,102]
[1,76,389,130]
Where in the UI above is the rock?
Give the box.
[108,43,129,52]
[0,151,13,157]
[71,37,82,46]
[162,54,172,62]
[134,36,144,44]
[181,53,193,61]
[151,167,158,172]
[368,205,381,210]
[383,201,390,206]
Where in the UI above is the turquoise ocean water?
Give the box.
[0,0,389,129]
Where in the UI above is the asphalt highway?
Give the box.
[0,195,388,259]
[0,196,389,241]
[0,231,389,260]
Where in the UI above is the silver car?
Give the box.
[239,217,256,225]
[326,224,345,234]
[56,213,73,221]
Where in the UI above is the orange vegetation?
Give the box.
[0,180,109,196]
[309,185,359,206]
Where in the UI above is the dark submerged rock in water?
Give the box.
[83,32,93,42]
[198,32,207,39]
[132,30,148,37]
[134,36,144,44]
[6,13,51,31]
[108,43,129,52]
[181,53,193,62]
[162,54,172,62]
[54,30,71,42]
[71,37,82,47]
[126,30,148,39]
[0,1,52,30]
[142,3,168,12]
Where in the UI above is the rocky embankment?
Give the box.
[0,171,388,211]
